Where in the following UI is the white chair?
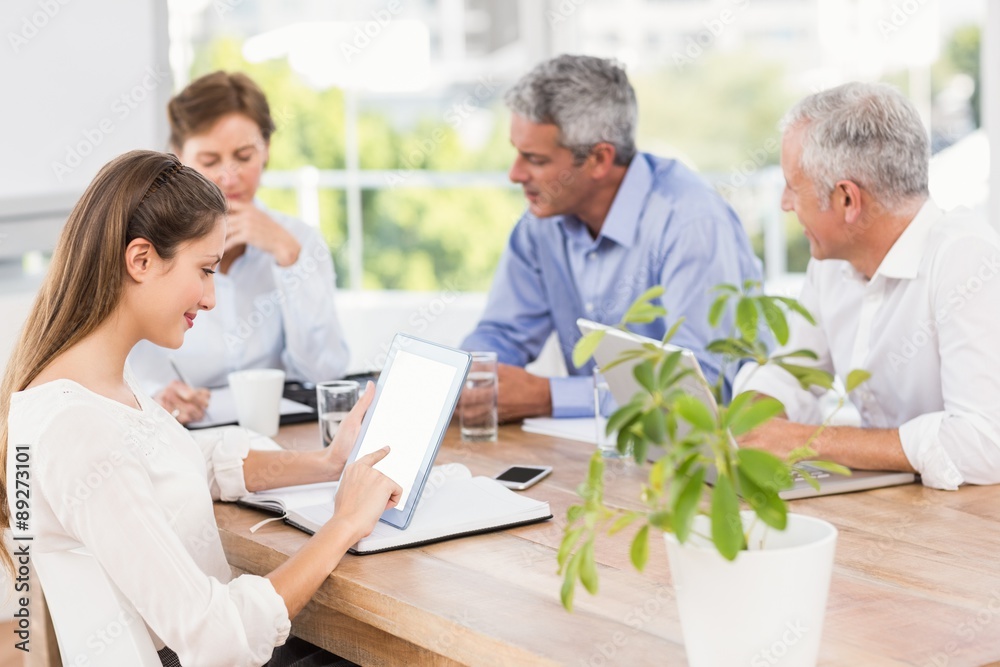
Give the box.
[34,548,161,666]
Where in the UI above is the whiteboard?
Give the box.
[0,0,170,256]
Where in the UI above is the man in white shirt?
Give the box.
[735,82,1000,490]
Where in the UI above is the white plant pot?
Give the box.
[664,511,837,667]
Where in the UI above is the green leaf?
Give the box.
[647,510,672,530]
[606,399,645,436]
[673,467,706,542]
[580,541,599,595]
[759,298,790,346]
[775,362,835,391]
[736,468,787,530]
[630,524,650,571]
[708,294,729,328]
[558,527,584,570]
[566,505,584,524]
[649,457,669,492]
[633,360,656,394]
[587,453,605,490]
[845,369,872,393]
[728,397,785,437]
[572,330,606,368]
[710,475,743,560]
[609,512,640,535]
[656,351,683,391]
[642,409,666,445]
[736,297,759,343]
[775,296,817,326]
[705,338,756,359]
[561,547,585,611]
[599,348,648,373]
[794,465,821,491]
[802,460,853,477]
[623,304,667,324]
[661,317,686,345]
[629,432,648,463]
[723,390,755,428]
[713,283,739,294]
[674,395,716,432]
[772,348,819,361]
[633,284,666,306]
[737,448,794,491]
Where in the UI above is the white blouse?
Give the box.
[128,205,349,395]
[7,375,290,665]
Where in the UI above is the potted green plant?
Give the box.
[559,282,867,667]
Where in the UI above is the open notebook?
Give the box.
[238,463,552,555]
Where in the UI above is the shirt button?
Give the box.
[866,293,879,303]
[586,303,595,312]
[586,252,596,261]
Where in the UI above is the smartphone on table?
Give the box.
[493,465,552,490]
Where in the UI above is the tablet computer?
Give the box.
[345,334,471,529]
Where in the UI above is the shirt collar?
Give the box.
[872,199,944,281]
[591,154,653,249]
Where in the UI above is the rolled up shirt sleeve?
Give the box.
[36,408,290,666]
[190,427,252,501]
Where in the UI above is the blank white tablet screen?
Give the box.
[353,349,458,510]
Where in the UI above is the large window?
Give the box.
[167,0,986,291]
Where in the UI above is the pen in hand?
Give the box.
[168,356,212,422]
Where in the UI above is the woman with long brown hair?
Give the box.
[129,71,350,424]
[0,150,399,665]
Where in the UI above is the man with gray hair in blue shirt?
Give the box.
[462,54,762,422]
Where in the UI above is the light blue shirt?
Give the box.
[129,205,349,395]
[462,153,763,417]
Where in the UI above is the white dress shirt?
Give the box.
[6,374,290,665]
[735,201,1000,490]
[129,205,349,394]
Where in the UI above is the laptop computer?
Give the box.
[577,318,917,500]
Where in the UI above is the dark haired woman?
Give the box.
[129,71,349,424]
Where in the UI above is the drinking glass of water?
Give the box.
[460,352,498,442]
[316,380,359,447]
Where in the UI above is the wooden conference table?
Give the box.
[214,423,1000,666]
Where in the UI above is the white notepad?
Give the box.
[239,463,552,555]
[521,417,598,444]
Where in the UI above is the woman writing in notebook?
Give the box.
[129,71,350,424]
[0,150,401,666]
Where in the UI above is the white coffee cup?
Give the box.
[228,369,285,436]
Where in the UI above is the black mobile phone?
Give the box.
[494,465,552,491]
